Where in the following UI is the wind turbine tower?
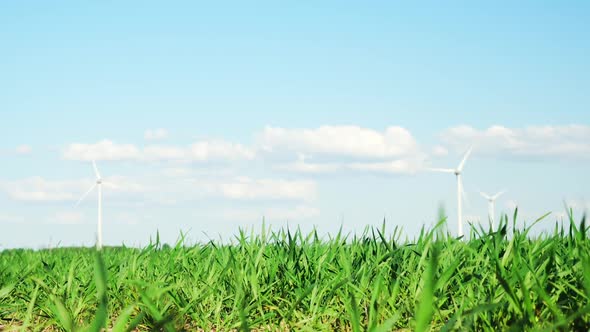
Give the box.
[428,147,473,238]
[76,161,104,250]
[480,191,506,231]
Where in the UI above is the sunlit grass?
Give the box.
[1,209,589,331]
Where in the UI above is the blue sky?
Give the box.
[1,2,589,248]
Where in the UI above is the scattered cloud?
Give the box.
[262,126,425,174]
[63,140,141,161]
[348,159,422,174]
[2,177,80,202]
[161,167,194,177]
[277,154,342,173]
[63,126,426,174]
[219,177,316,201]
[161,166,236,178]
[112,212,142,225]
[277,153,424,175]
[144,128,168,141]
[221,205,320,222]
[431,145,448,157]
[102,176,149,193]
[191,141,255,161]
[1,176,147,202]
[16,145,32,155]
[2,173,317,208]
[144,141,255,162]
[63,140,255,163]
[142,140,256,162]
[259,125,419,159]
[48,212,84,225]
[143,145,186,160]
[440,125,590,159]
[0,215,24,223]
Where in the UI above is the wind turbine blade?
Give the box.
[426,167,455,173]
[92,160,101,179]
[480,192,491,200]
[492,190,506,200]
[75,184,97,207]
[457,146,473,172]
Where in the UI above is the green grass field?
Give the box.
[1,210,589,331]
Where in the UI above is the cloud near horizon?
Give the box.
[219,177,317,201]
[61,124,590,174]
[440,125,590,159]
[63,140,255,163]
[259,125,419,159]
[1,175,316,204]
[144,128,168,141]
[220,205,320,222]
[61,125,427,174]
[0,176,147,203]
[16,145,32,155]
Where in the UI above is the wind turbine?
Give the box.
[76,161,104,250]
[480,190,506,231]
[428,147,473,238]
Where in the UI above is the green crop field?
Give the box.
[1,210,589,331]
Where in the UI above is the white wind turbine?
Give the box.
[480,190,506,231]
[428,147,473,238]
[76,160,104,250]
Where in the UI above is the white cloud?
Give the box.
[144,128,168,141]
[112,212,141,225]
[0,215,24,223]
[16,145,32,155]
[102,176,148,193]
[348,159,421,174]
[263,125,426,174]
[63,140,141,161]
[160,167,236,178]
[1,176,147,202]
[143,141,255,162]
[440,125,590,159]
[63,126,424,175]
[221,205,320,222]
[143,145,187,161]
[161,167,194,177]
[3,173,316,206]
[281,161,341,174]
[219,177,316,201]
[48,212,84,225]
[190,141,255,161]
[142,174,318,205]
[277,154,342,173]
[64,140,255,163]
[2,177,80,202]
[279,159,422,175]
[431,145,448,157]
[259,125,419,159]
